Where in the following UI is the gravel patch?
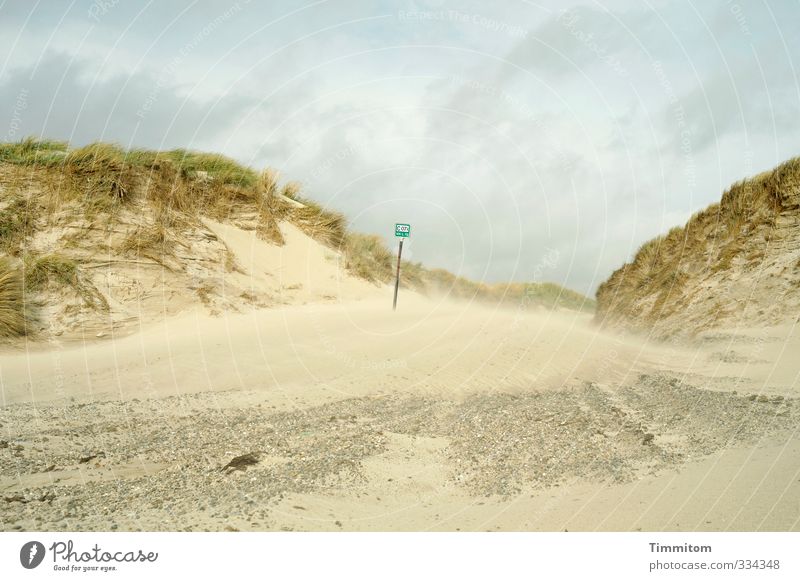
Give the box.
[1,374,796,530]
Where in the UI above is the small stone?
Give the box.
[221,452,261,473]
[79,452,105,464]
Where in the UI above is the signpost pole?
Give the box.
[393,238,404,311]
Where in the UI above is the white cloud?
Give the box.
[1,0,799,295]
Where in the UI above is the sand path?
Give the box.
[1,223,798,531]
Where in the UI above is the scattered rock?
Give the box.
[222,452,262,473]
[79,451,105,464]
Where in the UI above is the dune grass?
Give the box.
[127,148,259,188]
[22,252,108,311]
[596,155,800,330]
[514,281,596,312]
[344,233,394,283]
[24,253,79,289]
[0,257,31,337]
[253,168,286,245]
[342,231,594,310]
[64,142,134,207]
[399,259,426,289]
[1,137,594,316]
[0,196,37,254]
[3,138,259,202]
[287,196,347,249]
[117,209,187,270]
[0,138,351,250]
[0,137,68,166]
[281,181,302,200]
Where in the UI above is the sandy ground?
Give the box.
[1,225,799,532]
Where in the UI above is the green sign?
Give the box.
[395,223,411,238]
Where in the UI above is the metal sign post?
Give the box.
[393,223,411,310]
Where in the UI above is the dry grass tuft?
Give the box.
[24,253,79,289]
[117,207,189,270]
[255,218,285,245]
[0,257,32,337]
[423,268,488,299]
[344,233,394,283]
[65,142,135,208]
[254,168,286,245]
[126,148,258,188]
[253,176,347,248]
[285,196,347,249]
[281,181,302,200]
[258,168,281,199]
[0,196,37,254]
[399,260,426,290]
[23,253,108,311]
[0,137,68,166]
[162,150,258,188]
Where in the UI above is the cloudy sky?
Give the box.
[2,0,799,295]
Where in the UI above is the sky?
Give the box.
[2,0,799,295]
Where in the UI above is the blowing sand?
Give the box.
[1,224,799,532]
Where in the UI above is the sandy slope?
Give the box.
[595,156,800,339]
[0,295,669,406]
[1,226,799,532]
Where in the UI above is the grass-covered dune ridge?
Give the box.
[0,138,593,339]
[343,232,595,312]
[595,156,800,338]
